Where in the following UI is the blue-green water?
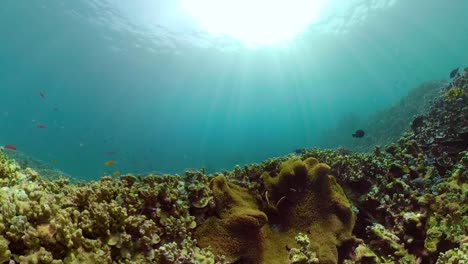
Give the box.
[1,0,467,180]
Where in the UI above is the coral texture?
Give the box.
[0,152,220,263]
[196,157,355,264]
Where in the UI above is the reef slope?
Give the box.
[0,69,467,263]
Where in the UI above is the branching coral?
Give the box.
[0,151,203,263]
[288,233,319,264]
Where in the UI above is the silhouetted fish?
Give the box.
[352,129,365,138]
[450,67,459,78]
[293,148,305,154]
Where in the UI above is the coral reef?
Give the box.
[3,149,72,181]
[0,152,220,263]
[0,69,467,263]
[320,80,446,152]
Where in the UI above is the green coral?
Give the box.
[436,242,468,264]
[425,158,468,254]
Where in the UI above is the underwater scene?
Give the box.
[0,0,467,263]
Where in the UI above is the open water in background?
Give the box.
[1,0,467,180]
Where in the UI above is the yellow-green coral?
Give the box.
[262,157,355,263]
[366,223,417,263]
[0,235,11,263]
[0,151,210,263]
[436,242,468,264]
[195,175,267,263]
[196,157,355,264]
[424,161,468,254]
[288,233,319,264]
[442,86,465,100]
[157,237,225,264]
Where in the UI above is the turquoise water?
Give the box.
[1,0,467,180]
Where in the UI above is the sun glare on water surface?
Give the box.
[181,0,325,47]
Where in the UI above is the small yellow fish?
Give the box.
[104,160,114,166]
[51,160,58,164]
[113,170,120,177]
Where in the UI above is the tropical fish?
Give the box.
[51,160,58,164]
[36,124,46,128]
[39,91,45,98]
[4,144,16,151]
[450,67,459,78]
[104,160,115,166]
[352,129,365,138]
[113,170,120,177]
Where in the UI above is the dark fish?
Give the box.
[449,67,459,78]
[294,148,305,154]
[39,91,45,98]
[352,129,365,138]
[36,124,46,128]
[4,144,16,151]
